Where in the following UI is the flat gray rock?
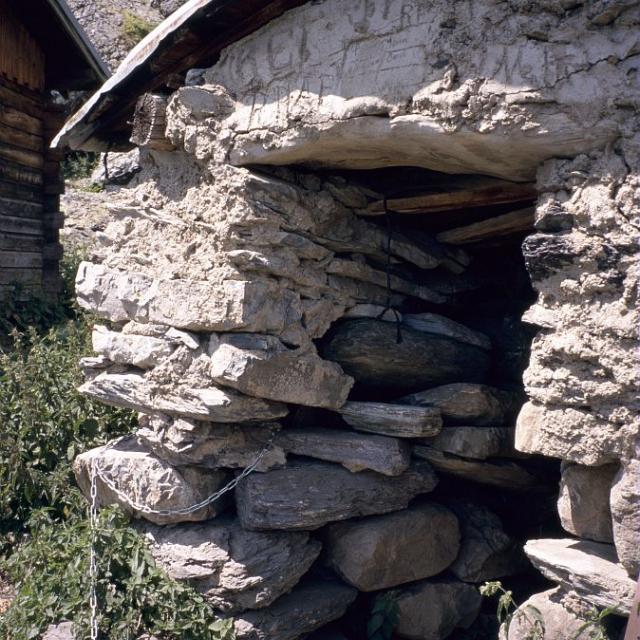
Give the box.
[402,313,491,350]
[210,342,353,409]
[394,579,482,640]
[276,427,411,476]
[74,437,231,525]
[339,401,442,438]
[610,458,640,577]
[324,502,460,591]
[80,372,289,423]
[137,414,286,471]
[401,383,521,426]
[322,319,489,392]
[139,517,321,613]
[233,580,357,640]
[92,325,176,369]
[236,460,438,530]
[423,426,513,460]
[42,623,75,640]
[413,447,539,490]
[448,502,528,583]
[524,538,636,615]
[558,463,616,543]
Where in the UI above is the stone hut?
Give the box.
[55,1,639,638]
[0,0,107,299]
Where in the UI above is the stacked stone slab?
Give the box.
[68,0,640,637]
[71,150,544,637]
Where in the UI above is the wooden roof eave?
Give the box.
[52,0,307,151]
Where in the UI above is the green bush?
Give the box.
[1,505,235,640]
[61,152,100,181]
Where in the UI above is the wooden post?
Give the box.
[130,93,175,151]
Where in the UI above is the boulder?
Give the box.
[448,502,527,583]
[79,372,289,423]
[524,538,636,615]
[338,401,442,438]
[394,579,482,640]
[413,447,539,490]
[401,383,521,426]
[557,463,616,543]
[210,340,353,409]
[232,580,357,640]
[74,437,231,525]
[276,427,411,476]
[236,460,438,530]
[139,517,321,613]
[501,587,618,640]
[610,458,640,577]
[424,426,513,460]
[91,148,141,186]
[324,502,460,591]
[322,319,489,392]
[137,414,286,471]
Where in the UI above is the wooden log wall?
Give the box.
[0,0,64,301]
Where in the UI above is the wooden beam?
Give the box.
[130,93,175,151]
[436,207,535,245]
[365,181,536,215]
[0,142,43,169]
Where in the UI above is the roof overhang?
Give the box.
[54,0,307,150]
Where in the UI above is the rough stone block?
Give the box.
[324,502,460,591]
[424,426,513,460]
[139,517,321,613]
[610,458,640,578]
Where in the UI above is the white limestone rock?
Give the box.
[79,371,289,423]
[73,437,231,525]
[610,458,640,578]
[324,502,460,591]
[136,414,286,471]
[139,517,321,613]
[557,463,616,543]
[524,538,636,615]
[209,340,353,409]
[92,325,176,369]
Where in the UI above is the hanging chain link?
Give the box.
[89,459,99,640]
[87,436,274,637]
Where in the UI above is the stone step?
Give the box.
[524,538,636,615]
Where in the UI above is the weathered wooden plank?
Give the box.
[0,157,42,186]
[0,195,42,218]
[42,212,64,229]
[0,267,42,285]
[43,179,65,195]
[0,123,43,152]
[42,242,63,260]
[436,207,535,245]
[366,182,536,215]
[0,213,43,236]
[0,80,43,119]
[0,250,42,269]
[0,142,43,169]
[0,104,43,135]
[0,178,41,203]
[0,233,42,252]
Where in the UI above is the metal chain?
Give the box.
[89,459,99,640]
[87,436,274,637]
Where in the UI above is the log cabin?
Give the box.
[0,0,107,299]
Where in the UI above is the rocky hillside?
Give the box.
[67,0,185,71]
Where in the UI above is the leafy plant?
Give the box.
[368,591,399,640]
[573,605,620,640]
[480,581,544,640]
[62,151,100,181]
[0,504,235,640]
[121,10,157,45]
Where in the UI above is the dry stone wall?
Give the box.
[70,0,639,638]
